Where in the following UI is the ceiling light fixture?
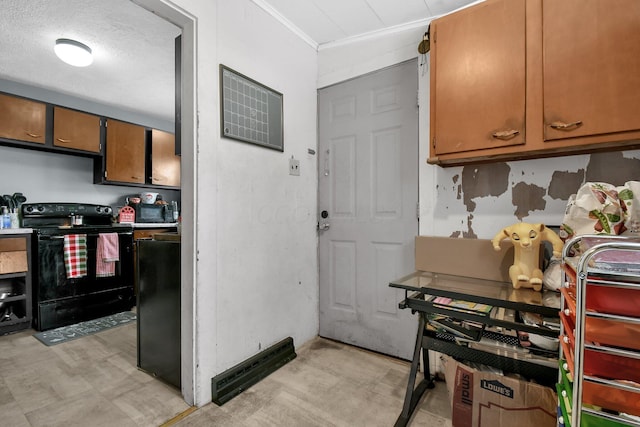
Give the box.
[54,38,93,67]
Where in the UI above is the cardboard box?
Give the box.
[0,251,28,274]
[415,236,549,284]
[415,236,513,282]
[0,237,26,253]
[444,356,557,427]
[0,237,28,274]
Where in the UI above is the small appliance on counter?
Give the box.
[133,203,176,223]
[140,192,160,204]
[122,193,178,224]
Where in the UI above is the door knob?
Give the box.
[319,211,330,231]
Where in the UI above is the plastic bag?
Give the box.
[560,182,626,240]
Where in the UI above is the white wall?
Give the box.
[317,25,425,89]
[215,0,319,375]
[166,0,319,405]
[0,145,180,207]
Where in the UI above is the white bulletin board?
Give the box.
[220,65,283,151]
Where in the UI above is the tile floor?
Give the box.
[0,322,452,427]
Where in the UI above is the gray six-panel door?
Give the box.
[318,60,419,360]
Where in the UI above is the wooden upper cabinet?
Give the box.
[151,129,180,188]
[543,0,640,142]
[0,93,46,144]
[105,119,146,184]
[429,0,640,166]
[53,106,101,153]
[430,0,526,158]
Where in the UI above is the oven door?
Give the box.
[33,230,135,330]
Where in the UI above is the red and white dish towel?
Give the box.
[63,234,88,279]
[96,233,120,278]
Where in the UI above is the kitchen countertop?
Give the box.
[152,232,181,242]
[129,223,179,228]
[0,228,33,235]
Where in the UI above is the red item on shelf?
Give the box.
[561,287,640,352]
[561,311,640,383]
[119,206,135,223]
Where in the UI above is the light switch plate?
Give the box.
[289,158,300,176]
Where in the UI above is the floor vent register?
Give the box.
[211,337,297,405]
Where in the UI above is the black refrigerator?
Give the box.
[136,238,181,388]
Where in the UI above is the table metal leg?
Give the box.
[394,314,435,427]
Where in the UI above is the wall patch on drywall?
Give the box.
[586,151,640,185]
[548,170,585,200]
[460,163,510,211]
[512,182,546,220]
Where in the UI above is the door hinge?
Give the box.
[416,202,420,221]
[104,170,108,179]
[416,90,420,108]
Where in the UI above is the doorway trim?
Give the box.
[130,0,197,406]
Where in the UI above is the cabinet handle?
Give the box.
[549,120,583,130]
[132,176,142,180]
[25,131,42,138]
[56,138,71,143]
[492,129,520,140]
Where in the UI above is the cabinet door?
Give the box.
[105,119,146,184]
[431,0,526,157]
[53,106,101,153]
[543,0,640,142]
[151,129,180,187]
[0,93,46,144]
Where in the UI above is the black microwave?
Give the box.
[133,203,176,223]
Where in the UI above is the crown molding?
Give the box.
[251,0,319,51]
[252,0,485,52]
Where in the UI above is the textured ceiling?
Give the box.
[0,0,478,124]
[0,0,180,122]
